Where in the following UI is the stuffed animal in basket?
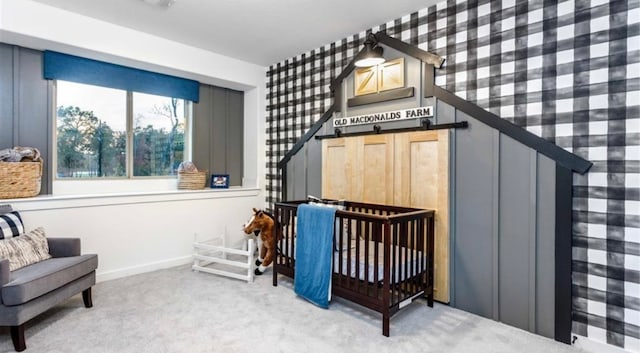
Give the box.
[243,208,280,275]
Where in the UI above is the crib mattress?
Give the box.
[284,239,423,284]
[334,240,423,284]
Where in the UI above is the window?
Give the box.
[132,92,186,176]
[55,81,190,179]
[56,82,126,178]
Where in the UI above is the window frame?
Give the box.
[52,80,193,181]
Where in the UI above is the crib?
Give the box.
[272,200,435,336]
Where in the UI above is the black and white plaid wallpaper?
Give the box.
[266,0,639,349]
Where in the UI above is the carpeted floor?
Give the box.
[0,265,585,353]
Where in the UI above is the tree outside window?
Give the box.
[133,93,185,176]
[56,81,188,179]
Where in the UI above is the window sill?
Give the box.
[3,187,261,211]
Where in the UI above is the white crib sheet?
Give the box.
[284,238,423,284]
[333,240,423,284]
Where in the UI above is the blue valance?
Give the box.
[43,51,199,102]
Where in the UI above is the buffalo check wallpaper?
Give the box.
[265,0,639,349]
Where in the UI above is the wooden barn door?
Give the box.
[322,131,450,303]
[394,130,449,302]
[321,138,351,200]
[351,135,395,204]
[322,135,394,203]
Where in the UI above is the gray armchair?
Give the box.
[0,237,98,351]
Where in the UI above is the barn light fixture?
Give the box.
[354,33,385,67]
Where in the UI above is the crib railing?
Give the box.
[272,201,303,281]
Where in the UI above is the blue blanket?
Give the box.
[294,203,336,309]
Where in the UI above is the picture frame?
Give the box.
[210,174,229,189]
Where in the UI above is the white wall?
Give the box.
[0,0,265,90]
[10,190,262,282]
[0,0,268,282]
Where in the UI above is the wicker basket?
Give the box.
[177,171,207,190]
[0,158,43,199]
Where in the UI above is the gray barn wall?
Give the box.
[451,104,558,337]
[451,108,496,319]
[284,127,327,200]
[283,98,559,338]
[536,154,556,338]
[0,43,52,194]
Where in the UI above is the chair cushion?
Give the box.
[1,254,98,306]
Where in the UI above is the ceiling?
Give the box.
[30,0,439,66]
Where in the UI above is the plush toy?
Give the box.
[243,208,280,275]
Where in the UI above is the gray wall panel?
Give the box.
[192,84,244,186]
[492,131,500,320]
[17,49,48,150]
[286,158,295,200]
[435,96,455,125]
[18,48,50,194]
[0,45,50,194]
[498,134,534,331]
[528,150,537,331]
[449,101,558,339]
[192,85,212,178]
[453,109,496,318]
[0,44,13,146]
[306,137,322,199]
[211,87,227,175]
[320,114,334,136]
[536,154,556,338]
[227,89,244,186]
[422,96,436,119]
[291,146,307,200]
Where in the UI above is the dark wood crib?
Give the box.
[272,200,435,336]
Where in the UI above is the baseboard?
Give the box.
[96,255,193,283]
[571,333,636,353]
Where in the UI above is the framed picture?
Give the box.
[211,174,229,189]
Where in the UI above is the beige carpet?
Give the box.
[0,265,585,353]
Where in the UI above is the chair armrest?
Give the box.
[1,259,9,286]
[47,238,81,257]
[0,204,13,215]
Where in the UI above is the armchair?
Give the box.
[0,237,98,351]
